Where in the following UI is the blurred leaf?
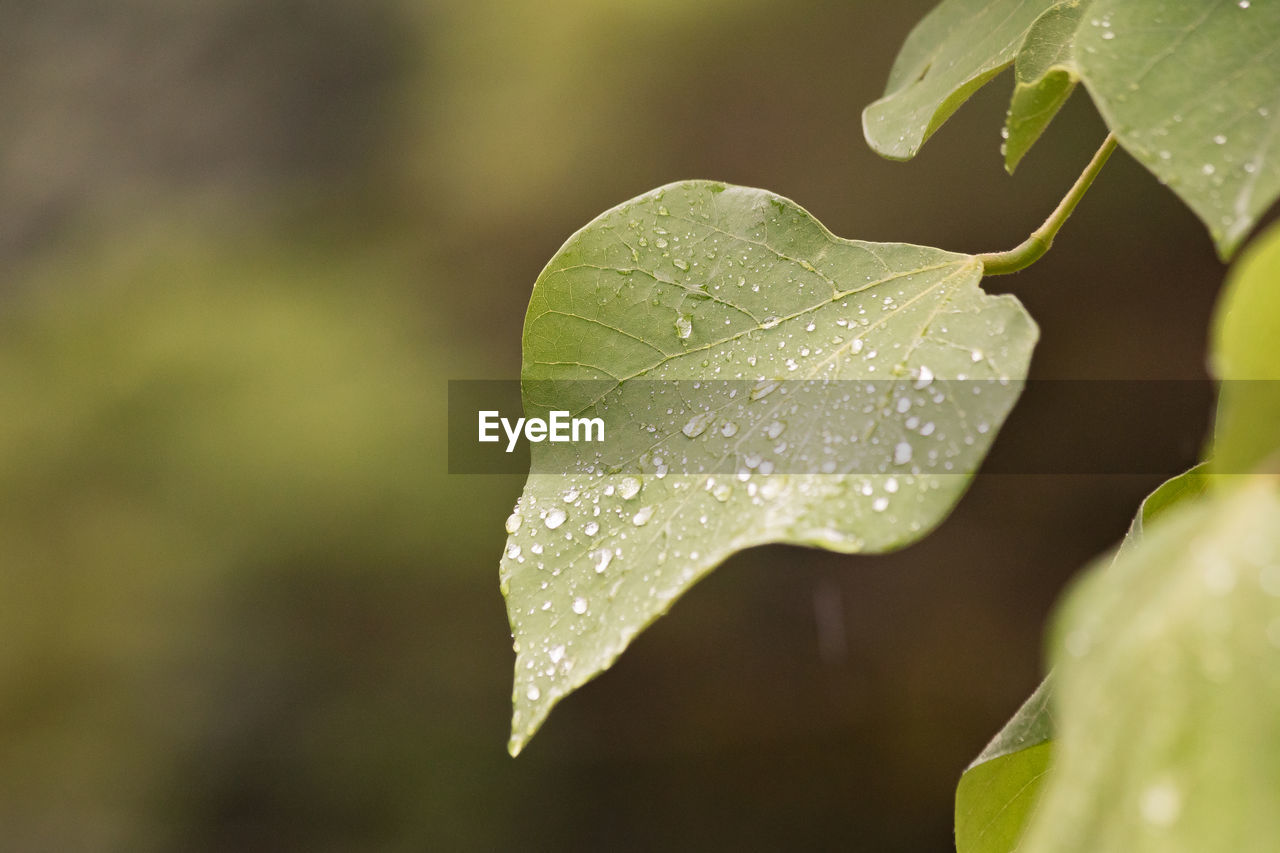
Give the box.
[1018,476,1280,852]
[863,0,1065,161]
[503,180,1038,754]
[1210,221,1280,476]
[955,463,1207,853]
[1075,0,1280,259]
[1003,1,1087,173]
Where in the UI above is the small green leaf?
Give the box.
[502,181,1038,755]
[1019,477,1280,852]
[954,464,1207,853]
[1210,221,1280,476]
[956,679,1055,853]
[1002,1,1088,173]
[1075,0,1280,258]
[1122,463,1212,552]
[863,0,1065,161]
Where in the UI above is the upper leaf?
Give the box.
[502,181,1038,755]
[873,0,1280,257]
[1075,0,1280,258]
[1018,476,1280,851]
[863,0,1069,161]
[1002,1,1089,172]
[1210,220,1280,475]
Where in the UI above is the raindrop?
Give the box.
[761,316,781,329]
[765,420,786,439]
[544,508,567,529]
[683,411,714,437]
[721,421,739,437]
[584,521,600,537]
[894,442,913,465]
[572,597,589,615]
[872,496,889,512]
[632,506,655,526]
[1140,781,1182,827]
[1213,134,1228,145]
[591,548,613,573]
[505,511,524,533]
[619,477,642,500]
[675,314,693,339]
[673,258,690,271]
[751,379,781,400]
[914,366,934,389]
[526,685,541,701]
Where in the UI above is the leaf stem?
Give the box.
[978,133,1118,276]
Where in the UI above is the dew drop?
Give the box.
[675,314,693,339]
[505,511,524,533]
[619,477,642,500]
[682,411,714,438]
[572,597,589,615]
[766,420,786,439]
[751,379,781,400]
[584,521,600,537]
[1140,781,1182,827]
[720,421,739,437]
[544,508,567,529]
[761,316,781,329]
[673,258,690,271]
[872,496,889,512]
[526,685,541,701]
[894,442,913,465]
[591,548,613,573]
[632,505,654,526]
[914,365,934,389]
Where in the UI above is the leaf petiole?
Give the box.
[978,133,1118,276]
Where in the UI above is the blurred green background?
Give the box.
[0,1,1236,850]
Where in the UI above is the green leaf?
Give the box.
[1074,0,1280,258]
[954,464,1207,853]
[1018,476,1280,852]
[502,181,1038,755]
[1002,1,1088,173]
[1210,221,1280,475]
[956,679,1055,853]
[1122,463,1212,552]
[863,0,1065,161]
